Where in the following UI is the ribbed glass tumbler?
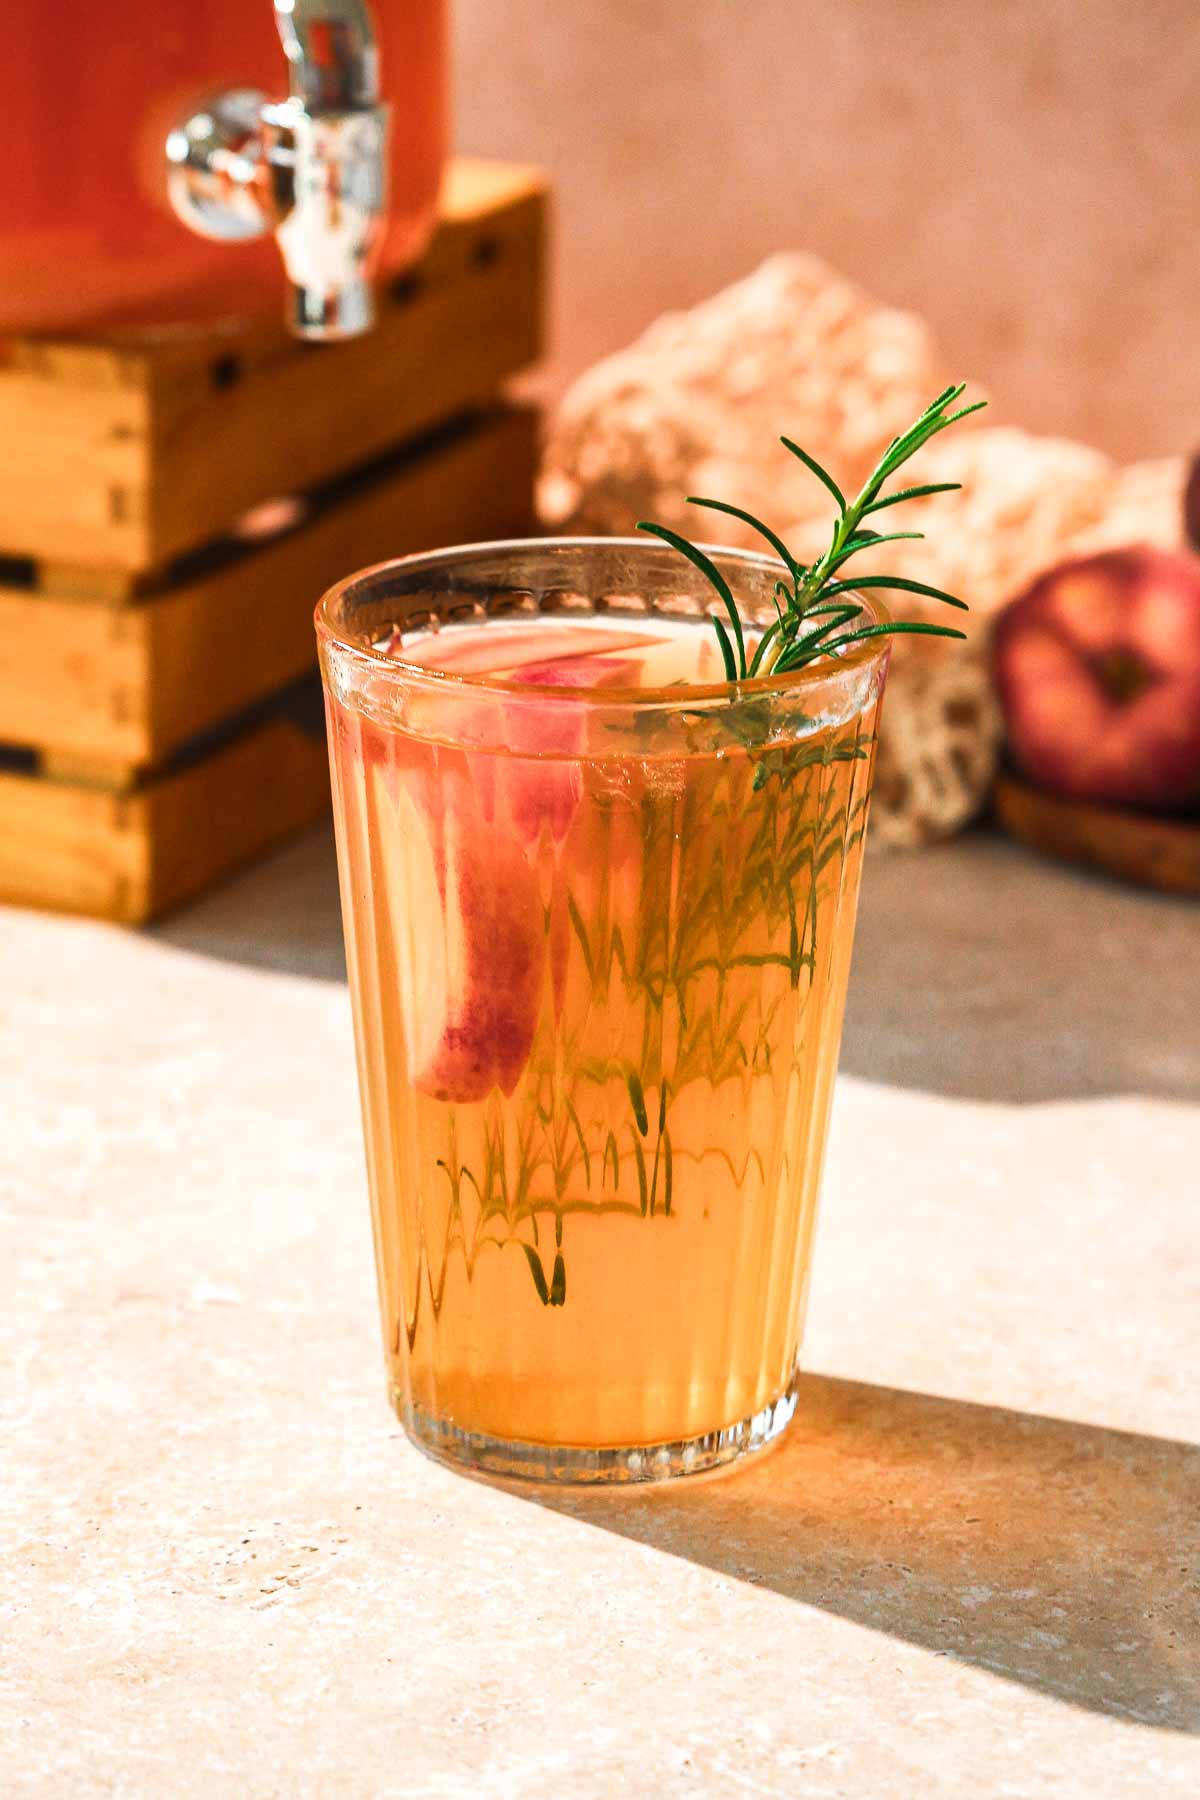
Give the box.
[316,539,890,1482]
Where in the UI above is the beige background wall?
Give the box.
[455,0,1199,462]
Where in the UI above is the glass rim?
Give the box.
[314,536,893,707]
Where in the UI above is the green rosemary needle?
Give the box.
[638,383,984,682]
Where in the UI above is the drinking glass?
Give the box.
[316,539,890,1482]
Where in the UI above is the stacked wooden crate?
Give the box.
[0,161,547,922]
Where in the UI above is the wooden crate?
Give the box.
[0,157,548,923]
[0,692,331,925]
[0,159,547,574]
[0,405,539,922]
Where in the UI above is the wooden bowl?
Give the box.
[994,773,1200,898]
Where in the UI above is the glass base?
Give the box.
[393,1370,801,1485]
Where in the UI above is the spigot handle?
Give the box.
[165,92,274,245]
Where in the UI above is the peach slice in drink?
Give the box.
[364,617,730,1105]
[371,747,546,1104]
[362,627,638,1103]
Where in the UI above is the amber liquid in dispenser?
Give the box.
[327,614,878,1466]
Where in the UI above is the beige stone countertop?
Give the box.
[3,828,1198,1796]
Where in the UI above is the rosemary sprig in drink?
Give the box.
[637,383,985,681]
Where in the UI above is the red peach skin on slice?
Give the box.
[371,746,546,1104]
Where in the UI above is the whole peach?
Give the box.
[993,547,1200,812]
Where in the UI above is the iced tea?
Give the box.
[318,542,889,1481]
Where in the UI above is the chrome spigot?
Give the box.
[166,1,389,341]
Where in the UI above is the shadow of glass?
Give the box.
[841,830,1200,1103]
[537,1375,1200,1732]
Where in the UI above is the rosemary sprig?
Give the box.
[638,383,984,681]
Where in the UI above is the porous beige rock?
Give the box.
[540,252,953,553]
[543,255,1188,847]
[1077,455,1185,555]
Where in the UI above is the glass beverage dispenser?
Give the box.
[1,1,448,341]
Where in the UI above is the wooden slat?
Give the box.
[37,564,142,602]
[0,777,145,920]
[0,378,151,565]
[0,406,538,774]
[139,717,330,920]
[40,749,141,792]
[0,590,146,762]
[0,713,329,924]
